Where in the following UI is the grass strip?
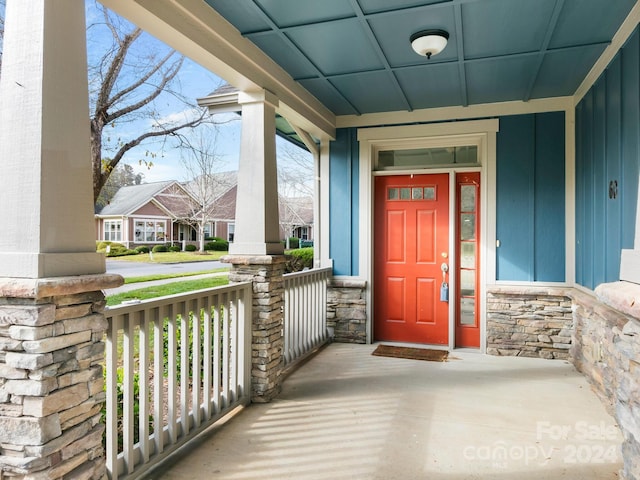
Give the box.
[107,276,229,306]
[123,268,228,284]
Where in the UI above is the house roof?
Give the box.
[280,196,314,226]
[96,181,183,217]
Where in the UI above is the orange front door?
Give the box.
[374,174,450,345]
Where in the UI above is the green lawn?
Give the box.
[108,251,228,263]
[106,276,230,306]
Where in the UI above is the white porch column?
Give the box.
[0,0,104,278]
[0,3,120,479]
[230,90,284,256]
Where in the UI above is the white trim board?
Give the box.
[340,98,571,129]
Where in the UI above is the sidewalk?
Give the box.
[104,271,228,295]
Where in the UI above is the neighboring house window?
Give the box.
[204,223,211,239]
[299,226,309,240]
[228,223,235,242]
[104,220,122,242]
[134,220,166,243]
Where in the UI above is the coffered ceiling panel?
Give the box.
[204,0,637,115]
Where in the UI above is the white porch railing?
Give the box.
[104,283,252,480]
[283,267,332,366]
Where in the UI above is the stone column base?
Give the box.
[223,255,285,403]
[0,274,122,480]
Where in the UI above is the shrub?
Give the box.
[97,241,138,257]
[185,244,197,252]
[286,237,300,249]
[169,245,181,252]
[134,245,150,254]
[152,245,168,253]
[204,239,229,251]
[96,241,110,251]
[285,247,314,272]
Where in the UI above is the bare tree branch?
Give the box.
[96,108,208,196]
[88,2,213,202]
[178,126,230,252]
[277,141,314,248]
[106,55,183,123]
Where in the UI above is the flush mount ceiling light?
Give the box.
[410,29,449,59]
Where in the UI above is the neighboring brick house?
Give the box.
[95,174,314,247]
[94,180,200,248]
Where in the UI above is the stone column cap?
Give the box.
[595,281,640,321]
[0,274,123,299]
[222,254,287,265]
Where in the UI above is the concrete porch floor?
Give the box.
[143,344,622,480]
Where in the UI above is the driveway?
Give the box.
[106,259,227,278]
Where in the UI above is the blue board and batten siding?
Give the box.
[496,112,566,282]
[575,28,640,290]
[329,128,359,276]
[329,115,567,281]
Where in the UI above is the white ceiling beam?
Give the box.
[337,96,574,129]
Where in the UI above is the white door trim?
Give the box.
[358,119,499,351]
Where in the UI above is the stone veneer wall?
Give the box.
[486,286,573,359]
[327,279,367,344]
[0,274,121,480]
[571,282,640,480]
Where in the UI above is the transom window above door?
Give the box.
[377,145,478,170]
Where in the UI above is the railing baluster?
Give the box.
[138,310,150,465]
[203,295,212,421]
[227,293,238,402]
[123,314,134,474]
[177,302,188,437]
[153,306,164,457]
[213,297,221,415]
[192,298,201,429]
[167,304,178,444]
[238,287,251,399]
[222,293,230,409]
[105,313,119,480]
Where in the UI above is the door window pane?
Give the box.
[461,214,476,240]
[388,188,398,200]
[412,187,423,200]
[461,185,476,212]
[424,187,436,200]
[460,242,475,269]
[460,298,475,325]
[461,270,475,296]
[400,188,411,200]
